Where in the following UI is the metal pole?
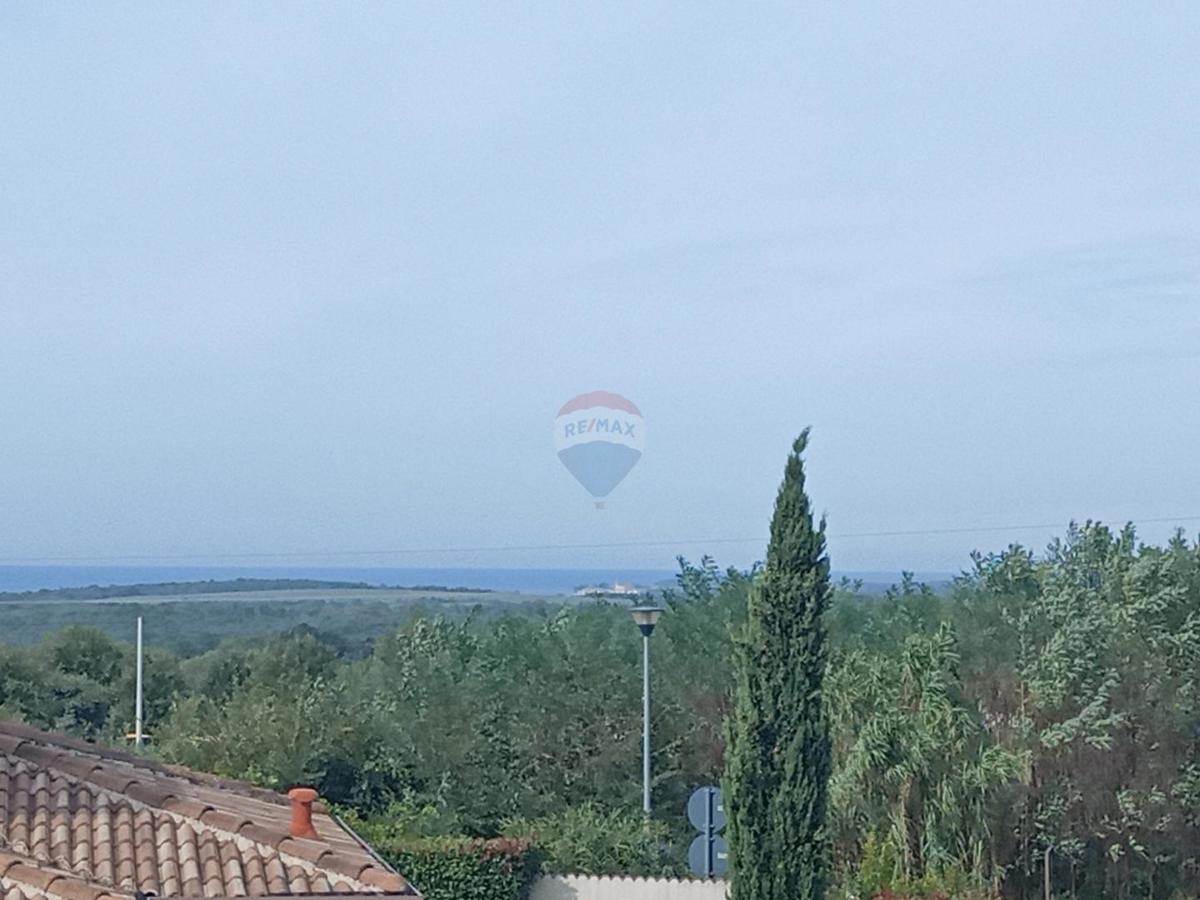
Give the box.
[704,787,713,877]
[642,632,651,815]
[135,617,144,748]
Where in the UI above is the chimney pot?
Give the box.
[287,787,320,839]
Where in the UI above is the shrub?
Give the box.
[339,803,538,899]
[502,803,683,877]
[384,840,540,900]
[377,836,540,900]
[834,833,998,900]
[338,798,463,844]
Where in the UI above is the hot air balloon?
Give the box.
[554,391,644,507]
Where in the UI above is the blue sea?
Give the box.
[0,565,680,596]
[0,565,953,596]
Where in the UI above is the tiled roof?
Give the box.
[0,721,415,899]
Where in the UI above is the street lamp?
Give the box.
[629,604,664,815]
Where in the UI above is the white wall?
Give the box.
[530,875,728,900]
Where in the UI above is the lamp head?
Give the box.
[629,605,664,637]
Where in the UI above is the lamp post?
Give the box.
[629,604,664,815]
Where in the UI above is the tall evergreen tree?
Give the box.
[726,429,833,900]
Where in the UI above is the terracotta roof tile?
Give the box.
[0,850,25,875]
[5,863,59,892]
[159,850,181,897]
[47,879,108,900]
[274,839,328,868]
[10,748,62,774]
[310,854,368,883]
[161,796,213,821]
[357,869,409,893]
[80,771,137,798]
[264,855,289,894]
[243,853,267,896]
[0,721,414,897]
[287,868,310,894]
[237,823,288,850]
[198,810,252,834]
[124,782,173,809]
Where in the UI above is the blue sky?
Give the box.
[1,3,1197,573]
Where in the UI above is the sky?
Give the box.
[1,3,1198,575]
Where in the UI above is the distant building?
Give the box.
[575,581,641,597]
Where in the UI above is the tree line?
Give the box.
[2,523,1198,898]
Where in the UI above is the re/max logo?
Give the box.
[563,417,637,438]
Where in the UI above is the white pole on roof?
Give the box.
[135,616,144,748]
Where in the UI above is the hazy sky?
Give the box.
[2,3,1198,574]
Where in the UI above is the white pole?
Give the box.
[642,633,651,815]
[135,616,144,748]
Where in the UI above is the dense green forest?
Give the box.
[2,523,1198,899]
[0,586,558,653]
[0,578,380,602]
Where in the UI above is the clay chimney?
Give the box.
[287,787,320,839]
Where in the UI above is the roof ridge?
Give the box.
[0,749,339,882]
[0,724,414,896]
[0,722,290,809]
[0,846,131,900]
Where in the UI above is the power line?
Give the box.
[834,514,1200,539]
[0,515,1197,565]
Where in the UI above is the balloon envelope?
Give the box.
[554,391,644,499]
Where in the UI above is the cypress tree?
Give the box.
[725,429,832,900]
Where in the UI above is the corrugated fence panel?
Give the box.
[530,875,729,900]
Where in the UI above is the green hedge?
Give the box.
[385,836,541,900]
[501,803,683,877]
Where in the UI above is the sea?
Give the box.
[0,565,679,596]
[0,565,952,596]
